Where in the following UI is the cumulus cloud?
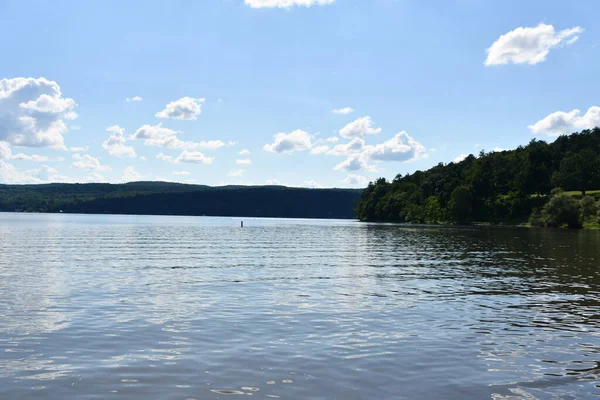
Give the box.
[173,171,190,176]
[528,106,600,136]
[266,179,281,185]
[228,169,244,177]
[0,161,70,184]
[333,154,376,172]
[72,154,111,171]
[125,96,142,102]
[244,0,334,8]
[339,117,382,139]
[0,77,77,148]
[328,138,365,156]
[122,166,142,182]
[343,174,369,185]
[485,24,583,66]
[326,136,339,143]
[331,131,425,172]
[236,159,252,165]
[264,130,312,153]
[157,150,215,165]
[132,123,224,150]
[239,149,250,155]
[103,125,137,158]
[364,132,426,162]
[12,153,49,162]
[70,146,89,152]
[311,145,330,155]
[155,97,205,120]
[453,154,469,163]
[0,142,12,160]
[332,107,354,115]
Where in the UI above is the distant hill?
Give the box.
[0,182,362,219]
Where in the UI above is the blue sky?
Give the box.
[0,0,599,187]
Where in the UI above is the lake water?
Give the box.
[0,213,599,399]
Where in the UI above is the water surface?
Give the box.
[0,213,599,399]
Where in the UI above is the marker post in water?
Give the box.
[241,221,244,228]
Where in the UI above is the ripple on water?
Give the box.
[0,215,599,399]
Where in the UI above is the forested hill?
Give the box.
[0,182,362,219]
[356,128,600,225]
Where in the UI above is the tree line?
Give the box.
[0,182,362,219]
[356,128,600,228]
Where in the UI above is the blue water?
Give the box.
[0,213,599,399]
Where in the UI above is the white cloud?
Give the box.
[264,129,312,153]
[69,146,89,152]
[0,77,77,148]
[331,107,354,115]
[493,147,508,152]
[72,154,111,171]
[122,166,142,182]
[103,125,137,158]
[83,172,106,183]
[327,138,364,156]
[333,154,376,172]
[485,24,583,66]
[12,153,49,162]
[239,149,250,155]
[301,180,324,189]
[227,141,238,147]
[453,154,469,163]
[244,0,335,8]
[173,171,190,176]
[138,156,146,161]
[528,106,600,136]
[266,179,281,185]
[311,145,329,155]
[32,165,71,183]
[364,132,426,162]
[157,150,215,165]
[155,97,205,120]
[228,169,244,177]
[125,96,142,102]
[0,161,39,183]
[131,123,224,150]
[326,136,339,143]
[429,148,437,152]
[343,174,369,185]
[0,142,12,160]
[236,159,252,165]
[0,161,70,184]
[339,116,382,139]
[70,125,81,131]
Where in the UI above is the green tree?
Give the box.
[540,192,583,229]
[449,185,472,223]
[551,150,600,195]
[581,196,598,221]
[405,204,425,223]
[424,196,442,223]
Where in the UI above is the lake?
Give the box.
[0,213,599,399]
